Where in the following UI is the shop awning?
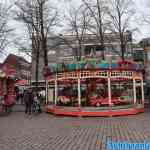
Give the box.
[16,79,28,86]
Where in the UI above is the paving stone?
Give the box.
[0,109,150,150]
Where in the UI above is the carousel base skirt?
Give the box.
[45,105,144,117]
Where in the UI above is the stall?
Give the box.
[44,58,144,117]
[0,69,15,107]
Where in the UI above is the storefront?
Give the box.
[0,69,15,105]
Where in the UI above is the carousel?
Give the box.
[44,57,144,117]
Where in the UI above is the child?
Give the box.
[33,94,41,113]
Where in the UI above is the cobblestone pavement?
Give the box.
[1,109,150,150]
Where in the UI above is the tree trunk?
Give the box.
[78,40,82,61]
[120,34,125,61]
[34,38,40,92]
[40,2,48,66]
[121,42,125,60]
[43,38,48,66]
[97,0,105,60]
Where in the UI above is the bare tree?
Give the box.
[15,0,59,65]
[15,0,40,89]
[15,0,59,89]
[0,2,13,54]
[82,0,109,59]
[64,3,90,61]
[107,0,135,60]
[14,38,32,58]
[142,1,150,33]
[38,0,59,66]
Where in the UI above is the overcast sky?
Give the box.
[0,0,150,62]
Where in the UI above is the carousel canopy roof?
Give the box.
[44,58,143,76]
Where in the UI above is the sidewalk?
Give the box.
[0,110,150,150]
[12,104,45,112]
[12,104,25,112]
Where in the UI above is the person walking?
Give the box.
[24,88,34,115]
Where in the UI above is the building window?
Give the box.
[21,70,30,76]
[48,50,56,55]
[84,45,93,55]
[147,52,150,61]
[84,45,104,55]
[133,51,144,62]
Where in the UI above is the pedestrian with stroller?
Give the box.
[24,88,34,115]
[33,93,42,113]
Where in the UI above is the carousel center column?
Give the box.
[133,77,137,105]
[141,78,144,107]
[45,80,48,105]
[54,74,58,106]
[108,71,112,110]
[78,71,81,108]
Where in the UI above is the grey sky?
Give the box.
[0,0,150,62]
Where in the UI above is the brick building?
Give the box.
[1,54,31,80]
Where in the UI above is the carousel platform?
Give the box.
[45,105,144,117]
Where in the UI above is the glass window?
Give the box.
[147,52,150,61]
[48,50,56,55]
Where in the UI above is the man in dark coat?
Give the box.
[24,88,34,115]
